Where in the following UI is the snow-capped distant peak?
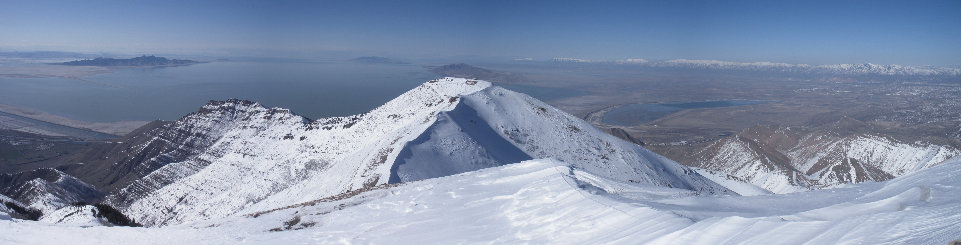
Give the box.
[539,57,960,76]
[552,57,592,63]
[654,59,961,76]
[663,59,802,68]
[616,58,649,64]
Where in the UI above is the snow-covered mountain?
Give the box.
[1,77,959,243]
[0,168,103,213]
[689,122,959,194]
[78,77,726,227]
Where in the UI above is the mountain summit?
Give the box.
[23,77,720,226]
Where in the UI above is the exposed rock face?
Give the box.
[56,100,268,193]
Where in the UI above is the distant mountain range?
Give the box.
[543,58,961,77]
[657,59,961,76]
[426,63,527,83]
[55,55,201,67]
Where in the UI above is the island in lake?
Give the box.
[55,55,202,67]
[426,63,527,83]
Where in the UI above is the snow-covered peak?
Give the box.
[200,98,259,111]
[551,57,592,63]
[99,77,724,227]
[615,58,650,64]
[191,98,305,124]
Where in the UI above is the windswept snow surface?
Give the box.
[2,157,960,244]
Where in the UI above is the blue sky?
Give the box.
[1,0,959,65]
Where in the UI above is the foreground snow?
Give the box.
[3,157,960,244]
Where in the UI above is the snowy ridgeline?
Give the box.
[92,77,723,227]
[2,157,960,244]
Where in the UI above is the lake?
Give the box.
[602,100,771,126]
[0,61,439,122]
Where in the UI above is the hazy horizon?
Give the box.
[2,0,959,66]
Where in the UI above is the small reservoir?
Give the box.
[602,100,770,126]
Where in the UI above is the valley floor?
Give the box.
[3,157,960,244]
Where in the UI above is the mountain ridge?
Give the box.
[1,77,958,243]
[61,77,723,226]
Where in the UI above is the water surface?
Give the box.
[0,61,436,122]
[603,100,771,126]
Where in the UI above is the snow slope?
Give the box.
[2,156,959,244]
[103,77,723,227]
[252,157,961,243]
[391,84,723,190]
